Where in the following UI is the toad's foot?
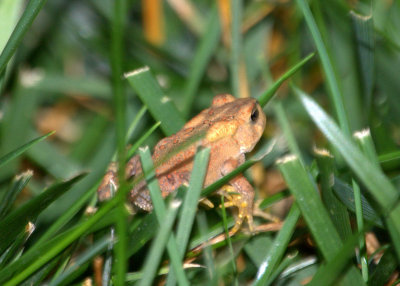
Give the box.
[220,185,254,235]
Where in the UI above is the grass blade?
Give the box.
[295,0,350,135]
[314,148,352,240]
[182,7,221,116]
[166,147,210,286]
[308,231,363,286]
[253,204,300,286]
[0,131,54,168]
[0,170,32,219]
[350,11,374,111]
[294,87,398,210]
[295,86,400,260]
[126,67,185,136]
[277,155,365,285]
[0,0,48,75]
[258,53,314,107]
[0,173,85,255]
[230,0,243,98]
[138,200,181,286]
[138,147,189,286]
[49,236,112,286]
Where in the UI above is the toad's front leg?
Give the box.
[97,155,142,202]
[220,158,255,235]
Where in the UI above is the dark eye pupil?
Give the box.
[251,109,259,122]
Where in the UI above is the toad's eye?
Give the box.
[250,108,259,122]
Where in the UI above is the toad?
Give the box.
[98,94,266,234]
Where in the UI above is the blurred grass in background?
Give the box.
[0,0,400,285]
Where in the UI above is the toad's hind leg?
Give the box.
[219,158,255,235]
[220,182,255,235]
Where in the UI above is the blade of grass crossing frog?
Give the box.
[0,131,54,168]
[0,0,48,75]
[182,7,221,117]
[0,185,128,285]
[138,147,189,286]
[166,147,210,286]
[277,155,366,285]
[201,138,277,197]
[295,0,351,136]
[139,201,181,286]
[125,67,185,136]
[0,170,32,219]
[0,173,85,255]
[253,204,300,286]
[257,53,314,107]
[295,87,400,259]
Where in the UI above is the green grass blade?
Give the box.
[295,86,400,260]
[138,200,181,286]
[354,129,381,170]
[258,53,314,107]
[201,138,278,197]
[0,222,34,268]
[230,0,243,98]
[36,184,96,245]
[0,0,48,75]
[166,147,210,286]
[277,155,365,285]
[0,170,32,219]
[0,0,23,52]
[308,231,363,286]
[127,212,157,256]
[0,131,54,168]
[0,184,127,285]
[138,147,189,286]
[315,148,352,240]
[352,180,368,281]
[49,236,112,286]
[333,178,383,227]
[126,67,186,136]
[126,105,147,141]
[368,248,398,286]
[253,204,300,286]
[294,87,398,210]
[274,102,303,163]
[263,251,299,286]
[126,121,160,158]
[350,11,374,111]
[182,7,221,117]
[295,0,350,136]
[0,173,85,255]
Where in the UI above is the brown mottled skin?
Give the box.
[98,94,266,234]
